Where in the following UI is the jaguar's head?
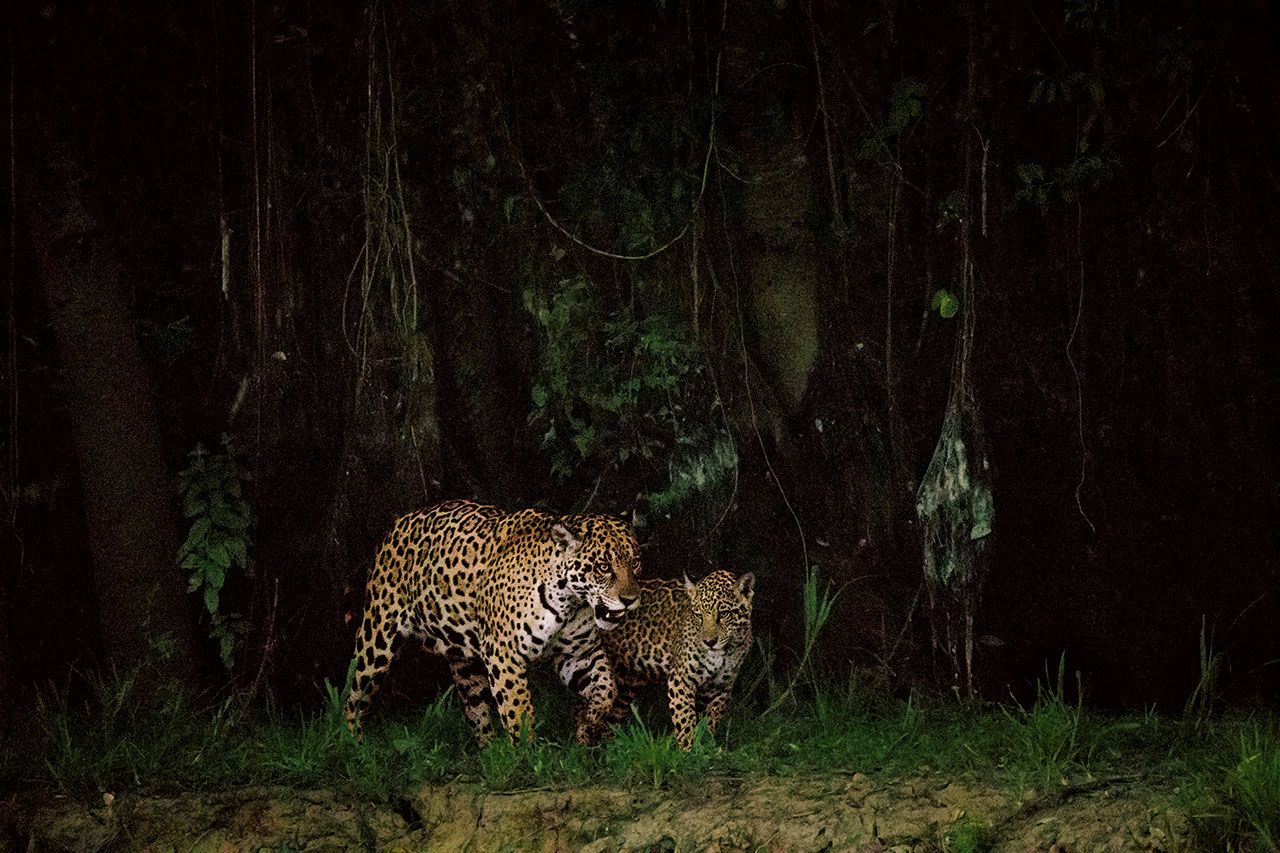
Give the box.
[552,513,641,631]
[684,570,754,653]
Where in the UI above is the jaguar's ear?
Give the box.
[618,507,637,527]
[738,572,755,602]
[551,522,581,556]
[683,572,696,594]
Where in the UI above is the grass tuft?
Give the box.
[943,814,994,853]
[1188,723,1280,851]
[763,563,843,716]
[604,710,710,788]
[1001,655,1090,800]
[477,727,592,791]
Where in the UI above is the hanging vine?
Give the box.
[914,0,994,700]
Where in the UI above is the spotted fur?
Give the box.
[344,499,641,744]
[553,569,754,750]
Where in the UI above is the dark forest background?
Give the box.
[2,0,1277,721]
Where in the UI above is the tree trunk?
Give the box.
[23,123,198,689]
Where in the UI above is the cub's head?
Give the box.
[684,570,754,653]
[551,513,641,631]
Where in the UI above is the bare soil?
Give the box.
[1,775,1188,851]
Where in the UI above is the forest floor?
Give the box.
[1,672,1276,851]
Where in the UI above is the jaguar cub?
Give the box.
[553,569,754,750]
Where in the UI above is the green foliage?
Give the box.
[931,288,961,320]
[645,433,737,515]
[524,275,734,514]
[1014,162,1052,213]
[937,190,967,226]
[7,665,1277,828]
[28,667,247,796]
[1057,153,1116,198]
[1015,154,1118,213]
[177,436,251,669]
[549,28,710,252]
[1028,70,1106,108]
[859,78,926,160]
[140,315,194,366]
[1064,0,1118,33]
[559,161,686,255]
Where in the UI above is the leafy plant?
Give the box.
[1015,155,1117,213]
[859,78,926,160]
[140,315,194,366]
[477,727,591,790]
[32,666,246,796]
[524,275,733,514]
[1028,70,1105,108]
[645,433,738,515]
[1057,153,1117,199]
[937,190,967,226]
[177,436,252,669]
[1015,162,1052,212]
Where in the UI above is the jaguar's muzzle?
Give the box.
[594,601,629,628]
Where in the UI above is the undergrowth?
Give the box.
[2,573,1276,851]
[5,664,1276,823]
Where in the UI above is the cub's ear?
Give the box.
[683,572,696,594]
[551,522,581,556]
[617,507,637,527]
[738,572,755,602]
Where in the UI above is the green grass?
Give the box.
[1185,723,1280,851]
[6,662,1277,825]
[603,708,711,788]
[2,571,1275,849]
[942,814,994,853]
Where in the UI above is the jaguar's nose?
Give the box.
[704,638,718,648]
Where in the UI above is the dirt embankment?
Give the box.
[1,775,1187,851]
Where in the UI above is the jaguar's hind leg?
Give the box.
[345,596,403,740]
[448,654,496,745]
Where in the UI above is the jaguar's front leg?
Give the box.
[485,644,535,741]
[702,688,731,734]
[667,674,698,751]
[573,650,618,746]
[554,630,619,745]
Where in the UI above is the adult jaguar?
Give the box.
[344,499,641,744]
